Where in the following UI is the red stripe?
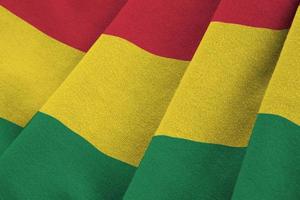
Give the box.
[212,0,299,29]
[105,0,220,60]
[1,0,126,51]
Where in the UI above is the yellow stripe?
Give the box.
[259,9,300,125]
[41,34,188,166]
[0,6,84,126]
[156,22,287,147]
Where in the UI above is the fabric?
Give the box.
[0,0,126,154]
[0,0,300,199]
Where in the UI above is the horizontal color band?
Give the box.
[0,118,22,155]
[0,7,83,127]
[124,135,245,200]
[0,112,136,199]
[156,22,287,147]
[259,8,300,124]
[232,114,300,200]
[105,0,219,60]
[41,34,188,166]
[213,0,298,29]
[1,0,126,51]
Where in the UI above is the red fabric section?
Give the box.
[213,0,299,29]
[1,0,127,51]
[105,0,220,60]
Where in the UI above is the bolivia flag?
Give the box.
[0,0,299,199]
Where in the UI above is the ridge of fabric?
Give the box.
[232,7,300,199]
[0,1,125,154]
[0,1,220,199]
[122,1,299,199]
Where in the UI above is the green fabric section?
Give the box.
[232,114,300,200]
[124,135,246,200]
[0,112,136,200]
[0,118,22,154]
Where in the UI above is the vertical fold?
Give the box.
[232,5,300,200]
[0,0,219,199]
[123,0,299,199]
[0,0,126,154]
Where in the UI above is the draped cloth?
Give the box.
[0,0,300,199]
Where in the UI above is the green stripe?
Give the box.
[0,112,136,200]
[232,114,300,200]
[124,135,246,200]
[0,118,22,154]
